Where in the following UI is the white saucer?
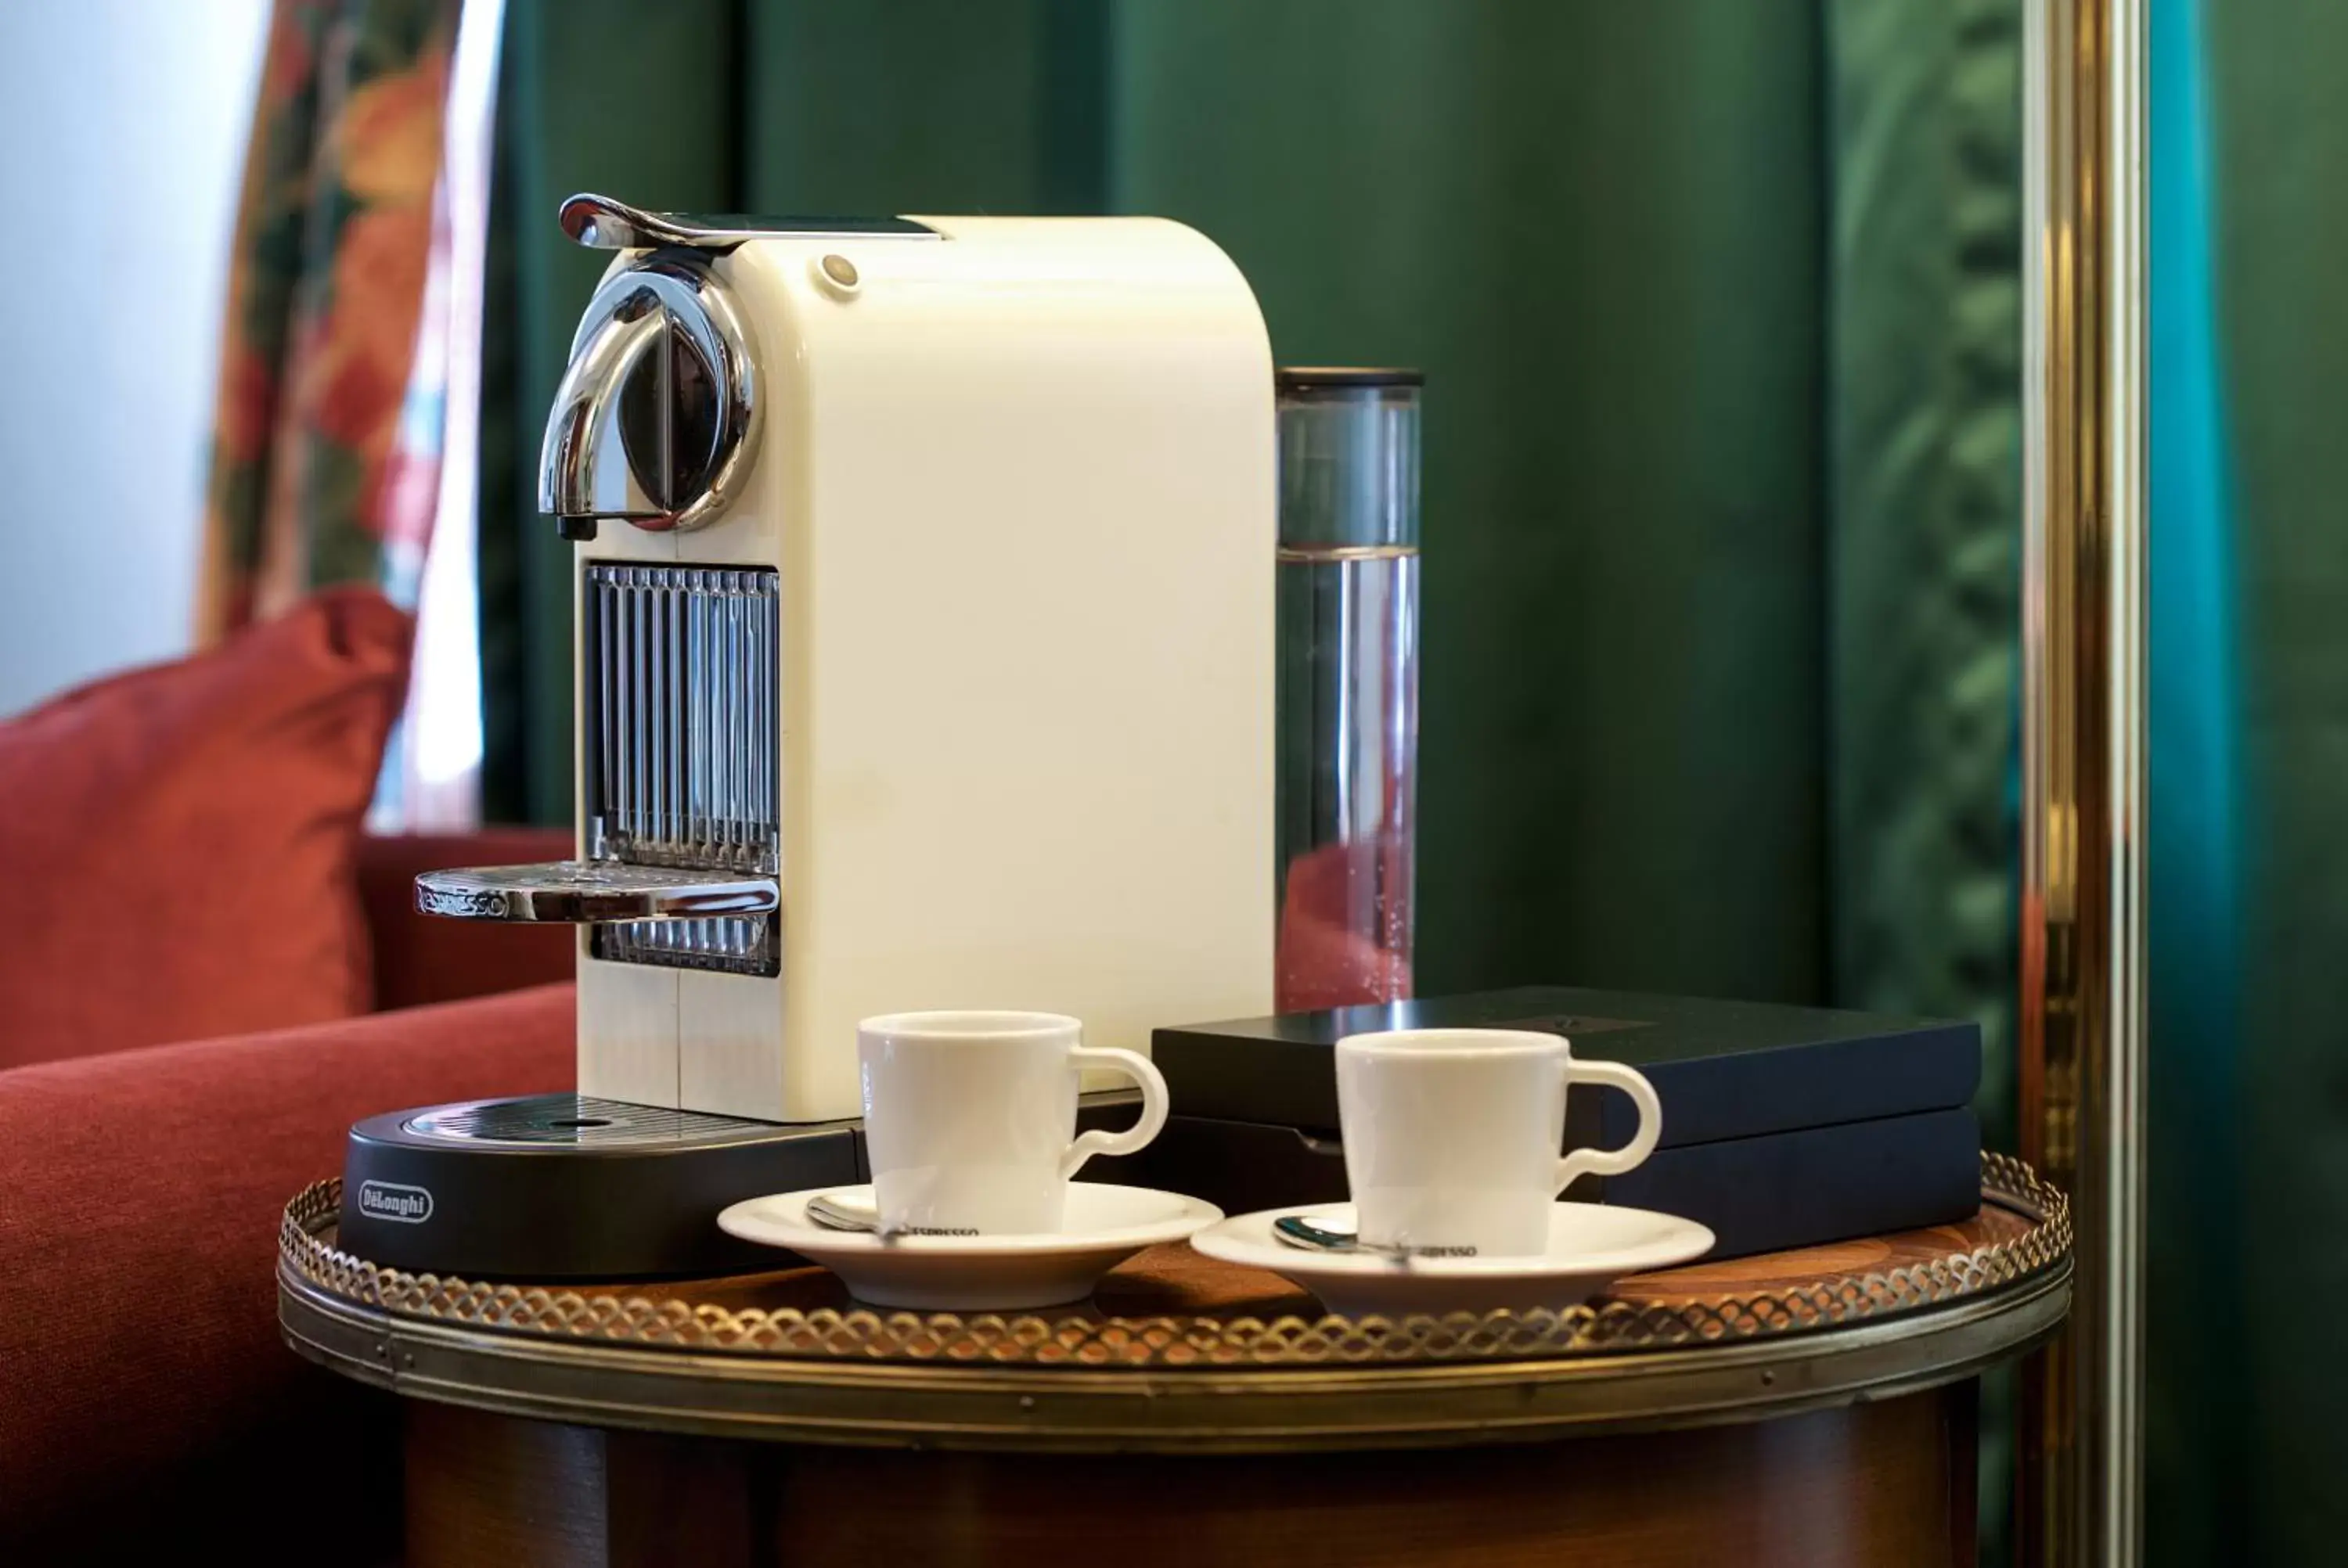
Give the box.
[716,1183,1223,1311]
[1190,1202,1716,1318]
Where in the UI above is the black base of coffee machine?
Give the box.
[340,1093,861,1278]
[339,1091,1158,1280]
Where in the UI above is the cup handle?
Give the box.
[1058,1047,1171,1179]
[1552,1058,1663,1195]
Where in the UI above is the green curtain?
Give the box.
[1118,3,1831,1002]
[1824,5,2022,1558]
[2147,4,2241,1560]
[2152,2,2348,1562]
[1824,0,2021,1153]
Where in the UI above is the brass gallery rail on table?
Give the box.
[279,1154,2069,1452]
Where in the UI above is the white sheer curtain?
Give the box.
[373,0,504,832]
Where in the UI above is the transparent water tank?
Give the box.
[1274,368,1421,1012]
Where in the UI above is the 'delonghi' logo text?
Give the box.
[357,1181,434,1224]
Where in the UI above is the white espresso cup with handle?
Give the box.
[1334,1027,1663,1258]
[857,1010,1170,1235]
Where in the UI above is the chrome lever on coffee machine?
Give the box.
[537,252,762,541]
[556,191,942,252]
[540,193,945,542]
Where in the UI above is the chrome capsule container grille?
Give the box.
[582,563,781,976]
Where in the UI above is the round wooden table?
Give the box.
[280,1156,2068,1567]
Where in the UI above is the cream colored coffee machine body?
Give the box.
[424,196,1273,1124]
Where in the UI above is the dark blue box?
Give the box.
[1127,987,1985,1260]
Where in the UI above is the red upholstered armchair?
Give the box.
[0,830,576,1562]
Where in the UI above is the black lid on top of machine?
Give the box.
[1151,987,1982,1150]
[1275,365,1425,390]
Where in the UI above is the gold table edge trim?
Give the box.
[281,1153,2068,1449]
[282,1152,2066,1368]
[279,1153,2069,1451]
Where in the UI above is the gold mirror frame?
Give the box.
[2020,0,2145,1563]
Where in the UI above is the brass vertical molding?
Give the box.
[2019,0,2146,1563]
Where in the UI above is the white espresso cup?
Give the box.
[857,1010,1170,1235]
[1334,1027,1663,1258]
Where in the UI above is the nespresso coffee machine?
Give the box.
[344,194,1275,1276]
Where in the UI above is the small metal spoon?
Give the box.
[1272,1213,1365,1252]
[801,1192,986,1243]
[1273,1213,1442,1268]
[805,1192,885,1234]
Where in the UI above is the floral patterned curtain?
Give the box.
[198,0,462,640]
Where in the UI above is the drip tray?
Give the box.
[414,861,779,923]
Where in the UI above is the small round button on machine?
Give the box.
[815,253,862,297]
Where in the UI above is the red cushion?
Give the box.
[0,588,410,1070]
[0,983,574,1551]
